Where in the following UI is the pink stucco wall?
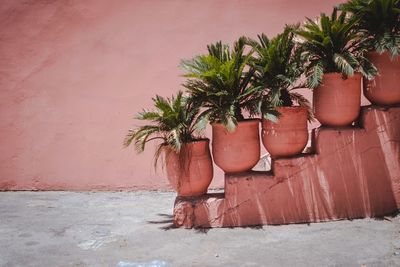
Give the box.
[0,0,343,190]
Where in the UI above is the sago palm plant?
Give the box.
[340,0,400,57]
[180,37,272,132]
[247,25,313,120]
[123,91,202,167]
[296,8,377,88]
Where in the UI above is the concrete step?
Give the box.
[174,105,400,228]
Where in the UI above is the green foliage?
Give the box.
[180,37,264,132]
[340,0,400,57]
[296,8,377,88]
[247,26,313,121]
[123,91,202,167]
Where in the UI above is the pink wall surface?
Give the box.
[0,0,344,191]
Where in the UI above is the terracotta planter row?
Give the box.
[211,109,309,173]
[166,114,309,197]
[166,52,400,197]
[164,120,263,196]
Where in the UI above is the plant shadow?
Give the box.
[373,210,400,221]
[147,213,177,230]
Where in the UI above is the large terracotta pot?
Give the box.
[262,106,308,158]
[364,51,400,105]
[313,73,361,126]
[211,119,260,173]
[164,139,213,197]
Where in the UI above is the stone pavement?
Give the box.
[0,191,399,267]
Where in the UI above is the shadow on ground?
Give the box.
[147,213,177,230]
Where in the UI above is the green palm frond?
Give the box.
[296,7,377,88]
[123,125,162,152]
[333,53,355,76]
[339,0,400,57]
[181,37,262,131]
[247,25,312,120]
[306,62,324,88]
[288,91,314,122]
[259,97,281,122]
[124,91,203,168]
[247,25,308,118]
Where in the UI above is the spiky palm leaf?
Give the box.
[181,37,264,132]
[123,91,202,168]
[296,8,378,88]
[340,0,400,57]
[288,90,314,121]
[247,25,313,121]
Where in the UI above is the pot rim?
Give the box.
[262,106,308,124]
[274,105,308,111]
[161,138,210,148]
[323,72,362,79]
[184,138,210,144]
[211,118,260,128]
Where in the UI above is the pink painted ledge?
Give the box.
[173,105,400,228]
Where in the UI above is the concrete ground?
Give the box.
[0,191,399,267]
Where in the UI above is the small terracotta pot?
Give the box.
[164,139,213,197]
[364,51,400,105]
[211,119,260,173]
[262,106,308,158]
[313,73,361,126]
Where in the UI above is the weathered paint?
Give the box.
[173,106,400,228]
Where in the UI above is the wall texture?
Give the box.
[1,0,344,190]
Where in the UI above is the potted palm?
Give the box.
[181,37,271,173]
[340,0,400,105]
[123,91,213,197]
[296,8,377,126]
[247,26,312,158]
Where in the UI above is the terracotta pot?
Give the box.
[364,51,400,105]
[211,119,260,173]
[164,139,213,197]
[313,73,361,126]
[262,106,308,158]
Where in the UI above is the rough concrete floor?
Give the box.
[0,191,399,267]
